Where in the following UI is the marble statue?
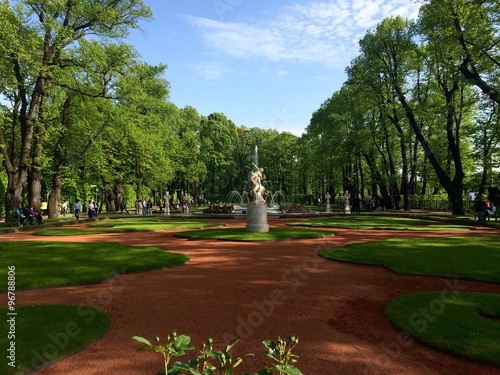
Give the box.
[344,190,351,214]
[249,162,267,204]
[246,146,269,232]
[164,191,171,215]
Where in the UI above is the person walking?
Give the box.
[120,200,130,214]
[74,200,81,221]
[147,199,153,215]
[62,201,68,217]
[88,200,94,219]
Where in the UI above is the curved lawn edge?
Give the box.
[175,227,335,242]
[33,220,224,236]
[286,221,474,231]
[0,304,111,374]
[385,292,500,367]
[0,242,189,291]
[319,236,500,285]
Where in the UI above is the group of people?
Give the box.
[133,192,193,215]
[70,199,97,221]
[474,196,497,221]
[135,197,154,215]
[15,203,43,226]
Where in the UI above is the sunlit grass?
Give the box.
[0,242,189,290]
[287,215,473,230]
[320,236,500,284]
[176,227,334,241]
[34,217,222,236]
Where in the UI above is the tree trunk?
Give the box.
[48,172,62,218]
[102,177,116,212]
[47,98,71,218]
[27,89,48,211]
[114,178,123,209]
[395,84,465,214]
[28,168,43,212]
[4,172,25,221]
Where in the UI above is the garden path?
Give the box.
[2,217,500,375]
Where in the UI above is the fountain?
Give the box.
[269,191,288,206]
[246,146,269,232]
[225,191,244,205]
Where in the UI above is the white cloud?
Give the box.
[186,0,420,71]
[191,60,232,80]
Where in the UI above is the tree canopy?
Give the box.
[0,0,499,218]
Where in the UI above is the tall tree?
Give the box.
[199,113,238,203]
[0,0,151,219]
[357,16,471,214]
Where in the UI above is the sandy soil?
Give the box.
[2,217,500,375]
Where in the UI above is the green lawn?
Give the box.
[176,227,334,241]
[320,236,500,284]
[0,304,110,374]
[0,241,189,290]
[287,215,473,230]
[34,217,222,236]
[322,235,500,366]
[386,292,500,366]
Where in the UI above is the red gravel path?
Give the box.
[2,217,500,375]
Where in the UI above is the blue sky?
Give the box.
[125,0,421,135]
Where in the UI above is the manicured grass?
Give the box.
[0,242,189,290]
[287,215,473,230]
[320,236,500,284]
[34,217,221,236]
[176,227,334,241]
[0,304,110,374]
[386,292,500,366]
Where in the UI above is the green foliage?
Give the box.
[133,332,195,375]
[5,0,500,219]
[261,336,301,375]
[133,333,302,375]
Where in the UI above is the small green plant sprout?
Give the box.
[132,331,195,375]
[171,336,250,375]
[259,336,302,375]
[133,333,302,375]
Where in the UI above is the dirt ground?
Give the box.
[2,217,500,375]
